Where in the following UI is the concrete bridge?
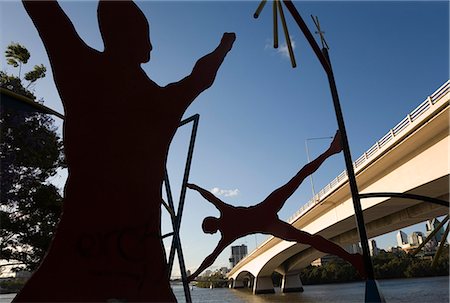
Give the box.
[227,81,449,294]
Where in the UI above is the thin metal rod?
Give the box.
[277,0,296,68]
[161,232,175,240]
[282,0,331,74]
[253,0,267,19]
[273,0,279,48]
[311,15,329,50]
[165,168,178,275]
[161,198,175,219]
[432,222,450,267]
[168,114,200,303]
[359,192,450,208]
[412,215,449,256]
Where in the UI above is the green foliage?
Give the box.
[0,278,27,294]
[195,271,228,288]
[5,43,30,67]
[0,71,34,99]
[300,261,360,285]
[0,43,65,272]
[24,64,46,86]
[300,249,449,285]
[5,43,30,79]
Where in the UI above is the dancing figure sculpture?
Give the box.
[187,131,366,281]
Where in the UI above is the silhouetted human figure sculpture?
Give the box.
[15,1,235,302]
[187,131,366,281]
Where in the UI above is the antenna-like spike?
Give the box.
[278,0,297,68]
[254,0,268,19]
[311,15,329,50]
[273,0,279,48]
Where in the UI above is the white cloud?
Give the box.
[211,187,240,197]
[264,37,296,59]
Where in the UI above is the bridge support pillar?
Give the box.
[253,276,275,294]
[281,273,304,293]
[230,279,245,289]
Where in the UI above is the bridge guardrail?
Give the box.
[287,80,450,223]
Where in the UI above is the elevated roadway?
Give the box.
[227,81,449,294]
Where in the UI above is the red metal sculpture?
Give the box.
[187,131,366,281]
[15,1,234,302]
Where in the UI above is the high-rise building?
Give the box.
[369,239,379,256]
[396,231,408,246]
[229,244,248,268]
[344,243,362,254]
[409,231,424,246]
[426,218,446,244]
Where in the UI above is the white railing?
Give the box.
[287,80,450,223]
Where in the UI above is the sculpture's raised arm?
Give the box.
[168,33,236,111]
[187,183,229,211]
[22,0,85,64]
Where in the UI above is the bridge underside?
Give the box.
[229,175,448,293]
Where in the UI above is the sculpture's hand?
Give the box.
[329,130,343,155]
[186,183,199,190]
[221,32,236,51]
[328,130,342,154]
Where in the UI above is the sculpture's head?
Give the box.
[202,217,220,234]
[98,0,152,64]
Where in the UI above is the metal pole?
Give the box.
[432,222,450,267]
[321,47,374,277]
[304,139,315,199]
[412,215,449,256]
[280,1,384,301]
[322,46,384,303]
[305,136,333,200]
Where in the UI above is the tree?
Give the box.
[0,43,64,272]
[5,43,30,79]
[24,64,46,89]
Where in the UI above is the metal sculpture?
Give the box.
[253,1,385,301]
[14,1,234,301]
[187,131,367,281]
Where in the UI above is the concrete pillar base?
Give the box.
[281,273,304,293]
[231,279,245,289]
[253,276,275,294]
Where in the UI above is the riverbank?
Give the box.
[1,276,448,302]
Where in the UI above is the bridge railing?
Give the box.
[287,80,450,224]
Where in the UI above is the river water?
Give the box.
[1,276,448,302]
[173,276,449,303]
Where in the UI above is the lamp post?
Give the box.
[254,1,385,301]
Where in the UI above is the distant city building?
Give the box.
[396,231,408,246]
[312,243,361,266]
[369,239,379,256]
[311,254,345,266]
[409,231,424,246]
[426,218,446,244]
[344,243,362,254]
[229,244,248,268]
[204,270,212,277]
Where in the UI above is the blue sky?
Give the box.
[1,1,448,277]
